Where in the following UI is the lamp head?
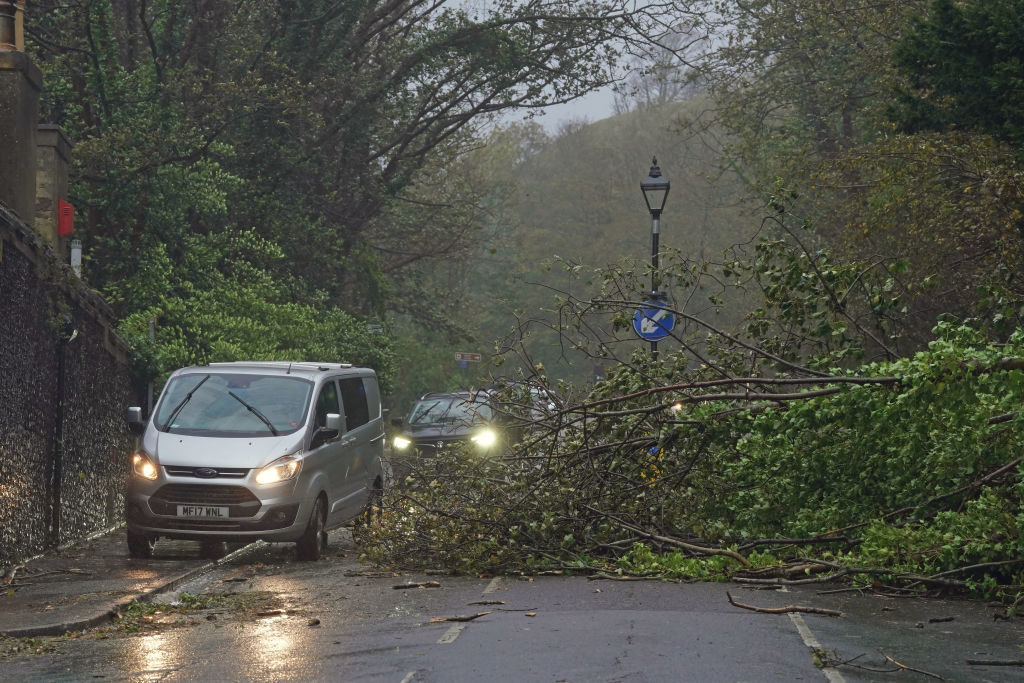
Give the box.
[640,157,670,216]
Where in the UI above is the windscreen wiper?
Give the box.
[163,375,210,430]
[228,391,279,435]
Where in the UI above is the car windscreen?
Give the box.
[154,373,314,437]
[407,396,493,426]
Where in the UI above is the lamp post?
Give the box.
[640,157,670,358]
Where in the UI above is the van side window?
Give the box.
[339,378,369,430]
[314,381,341,428]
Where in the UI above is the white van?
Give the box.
[125,362,386,560]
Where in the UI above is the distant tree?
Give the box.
[889,0,1024,157]
[613,25,709,115]
[679,0,1024,351]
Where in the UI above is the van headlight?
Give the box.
[471,429,497,449]
[392,436,412,451]
[131,452,159,480]
[255,454,302,485]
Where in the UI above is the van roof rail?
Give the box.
[206,361,354,371]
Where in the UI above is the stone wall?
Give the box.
[0,204,138,566]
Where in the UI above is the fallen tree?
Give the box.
[358,239,1024,603]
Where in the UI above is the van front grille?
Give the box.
[149,484,261,518]
[164,466,249,479]
[153,484,259,505]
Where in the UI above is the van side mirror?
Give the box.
[311,427,340,449]
[126,406,145,435]
[311,412,342,449]
[390,417,403,427]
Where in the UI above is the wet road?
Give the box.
[2,530,1022,681]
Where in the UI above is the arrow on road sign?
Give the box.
[632,302,675,341]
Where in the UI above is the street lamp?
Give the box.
[640,157,670,357]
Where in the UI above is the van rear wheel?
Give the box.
[296,496,327,561]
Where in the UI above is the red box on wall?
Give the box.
[58,199,74,236]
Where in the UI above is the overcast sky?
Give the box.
[537,86,618,131]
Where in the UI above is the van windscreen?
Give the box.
[154,373,314,436]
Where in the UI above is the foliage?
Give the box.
[718,324,1024,539]
[362,243,1024,597]
[26,0,689,384]
[108,591,280,634]
[686,0,1024,349]
[111,228,395,389]
[0,636,56,660]
[890,0,1024,157]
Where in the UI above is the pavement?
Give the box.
[0,527,257,638]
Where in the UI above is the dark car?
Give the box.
[390,391,501,458]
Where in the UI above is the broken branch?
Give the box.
[726,591,843,617]
[880,651,944,680]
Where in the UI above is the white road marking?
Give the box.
[778,586,845,682]
[437,577,501,644]
[789,612,846,683]
[399,672,416,683]
[437,623,466,644]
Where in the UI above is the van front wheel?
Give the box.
[296,496,327,561]
[127,531,154,559]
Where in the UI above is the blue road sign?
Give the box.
[633,301,675,341]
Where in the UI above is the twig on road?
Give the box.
[881,651,944,680]
[726,591,843,617]
[429,611,491,623]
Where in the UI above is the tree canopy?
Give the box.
[890,0,1024,157]
[26,0,691,385]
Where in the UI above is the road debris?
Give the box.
[2,566,89,587]
[429,611,491,623]
[726,591,843,617]
[3,564,23,585]
[881,652,943,680]
[393,581,441,590]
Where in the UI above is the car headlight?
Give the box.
[392,436,412,451]
[132,452,159,480]
[471,429,497,449]
[254,454,302,485]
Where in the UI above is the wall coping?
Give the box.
[0,49,41,90]
[0,202,133,363]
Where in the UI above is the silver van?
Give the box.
[125,362,386,560]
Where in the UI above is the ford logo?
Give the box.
[194,467,218,479]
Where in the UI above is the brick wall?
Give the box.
[0,205,138,565]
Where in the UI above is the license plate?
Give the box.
[177,505,229,518]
